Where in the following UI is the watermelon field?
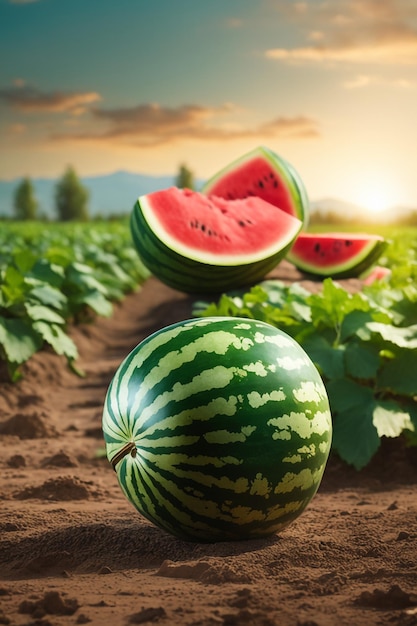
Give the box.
[1,218,416,626]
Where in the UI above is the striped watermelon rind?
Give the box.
[202,145,309,225]
[130,192,302,294]
[102,317,332,542]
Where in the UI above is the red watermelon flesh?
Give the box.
[205,156,293,211]
[140,187,302,264]
[202,146,309,223]
[362,265,391,285]
[287,232,387,278]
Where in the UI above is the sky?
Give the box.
[1,0,417,213]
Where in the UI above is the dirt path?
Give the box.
[1,265,416,626]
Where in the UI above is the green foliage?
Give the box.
[175,163,195,190]
[13,177,38,220]
[194,228,417,470]
[55,166,90,221]
[0,220,149,380]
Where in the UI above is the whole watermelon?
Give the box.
[102,317,332,542]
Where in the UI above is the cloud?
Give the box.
[225,17,244,28]
[343,73,416,89]
[0,82,101,114]
[7,123,27,134]
[266,40,417,64]
[258,115,320,138]
[0,80,319,147]
[266,0,417,64]
[51,102,320,146]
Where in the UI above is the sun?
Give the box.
[357,187,390,214]
[354,175,400,215]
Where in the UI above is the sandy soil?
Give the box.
[1,261,416,626]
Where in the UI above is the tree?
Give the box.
[13,177,38,220]
[176,163,195,190]
[55,166,89,221]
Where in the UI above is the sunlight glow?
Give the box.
[354,175,400,214]
[357,187,390,213]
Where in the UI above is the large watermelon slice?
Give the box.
[130,186,302,293]
[202,145,309,225]
[287,232,388,278]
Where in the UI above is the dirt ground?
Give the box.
[1,261,416,626]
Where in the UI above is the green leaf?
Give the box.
[344,342,380,381]
[242,285,269,306]
[373,400,415,438]
[66,262,109,296]
[14,249,37,273]
[4,265,24,288]
[404,402,417,445]
[289,299,312,323]
[28,283,67,311]
[367,322,417,349]
[302,334,345,380]
[328,379,380,470]
[332,408,380,471]
[31,259,65,288]
[257,280,287,305]
[377,349,417,397]
[79,291,113,317]
[1,268,26,307]
[45,245,74,266]
[326,378,374,413]
[0,316,42,364]
[308,279,369,331]
[340,309,374,343]
[33,321,78,360]
[25,303,65,325]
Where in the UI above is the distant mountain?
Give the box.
[310,197,367,218]
[310,197,416,223]
[0,170,204,219]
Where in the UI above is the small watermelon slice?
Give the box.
[130,187,302,293]
[362,265,391,285]
[202,146,309,225]
[287,232,388,278]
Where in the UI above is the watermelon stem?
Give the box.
[110,441,136,471]
[333,324,342,348]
